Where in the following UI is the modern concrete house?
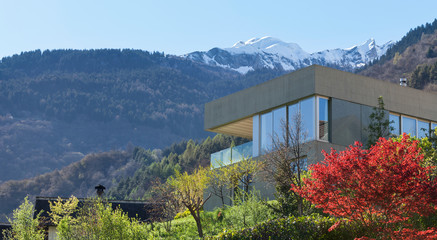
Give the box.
[204,65,437,209]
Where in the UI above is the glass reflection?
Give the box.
[390,114,400,135]
[402,116,416,137]
[418,120,430,139]
[319,98,328,141]
[260,112,272,152]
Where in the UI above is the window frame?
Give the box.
[391,112,434,138]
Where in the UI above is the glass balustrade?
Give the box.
[210,141,253,169]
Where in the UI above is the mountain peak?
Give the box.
[226,36,308,59]
[185,36,394,74]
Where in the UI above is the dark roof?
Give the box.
[34,197,162,226]
[0,223,12,240]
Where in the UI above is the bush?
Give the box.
[223,190,273,228]
[208,214,365,240]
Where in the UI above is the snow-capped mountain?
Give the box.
[185,37,394,74]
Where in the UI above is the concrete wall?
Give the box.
[205,65,437,132]
[314,66,437,121]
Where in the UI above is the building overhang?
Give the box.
[205,64,437,135]
[207,116,252,139]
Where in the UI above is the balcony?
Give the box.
[210,141,253,169]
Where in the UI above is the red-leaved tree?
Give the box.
[292,133,437,237]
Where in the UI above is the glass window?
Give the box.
[318,98,329,141]
[273,107,286,142]
[300,97,315,141]
[402,116,417,137]
[418,120,430,139]
[260,112,273,152]
[432,123,437,133]
[288,103,299,139]
[390,114,400,135]
[252,115,260,157]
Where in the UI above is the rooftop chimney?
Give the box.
[95,184,106,198]
[400,78,407,87]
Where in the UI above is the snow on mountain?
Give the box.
[185,37,394,74]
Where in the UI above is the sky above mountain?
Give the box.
[1,0,437,59]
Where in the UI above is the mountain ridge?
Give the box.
[186,36,394,74]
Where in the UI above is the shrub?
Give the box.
[208,214,363,240]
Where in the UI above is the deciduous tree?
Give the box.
[292,134,437,237]
[168,166,211,238]
[3,197,45,240]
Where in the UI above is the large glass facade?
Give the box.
[402,116,417,137]
[318,97,329,141]
[253,96,330,157]
[390,114,400,135]
[418,120,430,139]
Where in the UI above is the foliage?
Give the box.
[168,166,211,238]
[224,189,273,228]
[107,134,247,200]
[2,197,45,240]
[207,214,362,240]
[0,151,132,222]
[363,19,437,68]
[49,197,148,240]
[292,134,437,238]
[174,208,192,220]
[48,196,80,239]
[148,180,181,232]
[409,61,437,89]
[365,96,393,148]
[223,157,263,199]
[148,198,275,239]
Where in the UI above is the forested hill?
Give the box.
[358,19,437,89]
[0,49,283,182]
[0,134,246,222]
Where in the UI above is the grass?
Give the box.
[147,197,276,239]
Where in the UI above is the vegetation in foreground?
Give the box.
[5,132,437,239]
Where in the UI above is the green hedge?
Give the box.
[207,214,360,240]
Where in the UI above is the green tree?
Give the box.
[168,166,211,238]
[49,197,148,240]
[366,96,393,148]
[3,197,45,240]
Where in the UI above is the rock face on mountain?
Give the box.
[186,37,394,73]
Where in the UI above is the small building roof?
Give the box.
[0,223,12,240]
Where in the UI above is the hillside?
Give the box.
[0,49,283,183]
[0,134,245,221]
[358,19,437,85]
[0,150,133,221]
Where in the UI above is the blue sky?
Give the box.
[1,0,436,58]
